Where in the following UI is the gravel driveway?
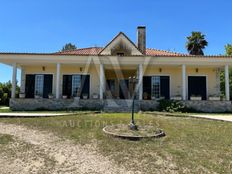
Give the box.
[0,123,134,174]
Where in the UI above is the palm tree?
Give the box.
[186,32,208,55]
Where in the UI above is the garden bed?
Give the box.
[103,124,165,140]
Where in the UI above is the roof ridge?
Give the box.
[73,47,103,51]
[56,47,103,54]
[76,46,103,49]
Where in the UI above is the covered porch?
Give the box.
[9,62,230,102]
[5,61,232,112]
[0,53,231,113]
[104,66,138,99]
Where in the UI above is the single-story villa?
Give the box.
[0,26,232,112]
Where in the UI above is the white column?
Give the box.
[138,64,143,100]
[56,63,61,99]
[99,64,105,99]
[182,64,186,100]
[11,63,17,99]
[225,64,230,101]
[20,68,25,93]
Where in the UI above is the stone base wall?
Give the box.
[10,99,104,111]
[10,99,232,113]
[181,101,232,113]
[139,100,159,111]
[104,99,136,112]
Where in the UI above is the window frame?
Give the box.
[34,75,44,96]
[62,73,91,98]
[71,75,81,97]
[151,76,161,98]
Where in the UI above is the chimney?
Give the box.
[137,26,146,54]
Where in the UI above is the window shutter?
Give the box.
[25,75,35,98]
[43,75,53,98]
[80,75,90,99]
[143,76,151,100]
[160,76,170,99]
[62,75,72,98]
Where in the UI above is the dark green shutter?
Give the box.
[160,76,170,99]
[43,75,53,98]
[143,76,151,100]
[62,75,72,98]
[80,75,90,99]
[25,75,35,98]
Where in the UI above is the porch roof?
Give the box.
[1,44,232,69]
[55,47,187,57]
[0,47,232,58]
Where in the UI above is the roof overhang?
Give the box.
[0,53,232,67]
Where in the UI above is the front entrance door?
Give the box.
[188,76,207,100]
[119,80,129,99]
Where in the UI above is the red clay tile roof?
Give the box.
[1,47,231,58]
[56,47,187,56]
[145,48,188,56]
[56,47,103,55]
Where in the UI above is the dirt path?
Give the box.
[0,123,134,174]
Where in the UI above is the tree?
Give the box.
[61,43,77,51]
[186,32,208,55]
[225,44,232,56]
[220,44,232,99]
[0,81,20,106]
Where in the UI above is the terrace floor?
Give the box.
[190,114,232,122]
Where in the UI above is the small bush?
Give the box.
[1,93,9,105]
[158,100,187,113]
[0,81,20,106]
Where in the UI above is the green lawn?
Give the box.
[0,106,10,112]
[0,113,231,173]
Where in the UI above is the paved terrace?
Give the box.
[190,114,232,122]
[148,112,232,123]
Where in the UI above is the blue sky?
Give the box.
[0,0,232,83]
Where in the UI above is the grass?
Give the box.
[0,106,10,113]
[0,113,232,173]
[0,106,81,114]
[0,134,13,145]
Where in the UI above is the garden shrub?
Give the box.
[0,81,20,106]
[158,100,187,113]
